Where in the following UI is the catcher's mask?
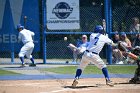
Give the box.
[132,46,140,56]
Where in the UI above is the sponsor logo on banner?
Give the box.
[47,0,80,30]
[52,2,73,19]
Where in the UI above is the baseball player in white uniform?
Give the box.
[17,24,36,67]
[72,25,115,87]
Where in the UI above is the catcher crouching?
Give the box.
[127,46,140,84]
[118,41,140,83]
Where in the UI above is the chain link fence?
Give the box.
[0,0,140,65]
[45,6,105,64]
[45,4,140,64]
[112,4,140,64]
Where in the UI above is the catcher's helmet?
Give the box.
[94,25,104,34]
[17,24,24,30]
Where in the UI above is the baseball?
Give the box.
[64,37,67,41]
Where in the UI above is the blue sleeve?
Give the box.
[76,40,82,47]
[86,42,89,47]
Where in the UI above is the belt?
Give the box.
[86,50,98,55]
[24,41,32,44]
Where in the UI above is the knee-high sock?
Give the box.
[20,57,24,65]
[75,69,82,79]
[102,68,110,81]
[30,57,35,64]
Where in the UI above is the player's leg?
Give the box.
[27,54,35,65]
[91,55,114,86]
[29,56,36,66]
[30,56,35,64]
[19,57,25,66]
[102,68,114,86]
[101,67,112,83]
[72,55,89,87]
[25,43,36,66]
[18,45,28,67]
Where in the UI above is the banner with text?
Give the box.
[46,0,80,30]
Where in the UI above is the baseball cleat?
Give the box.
[29,63,36,67]
[72,80,78,87]
[106,80,114,87]
[20,64,26,68]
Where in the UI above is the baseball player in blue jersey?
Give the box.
[17,24,36,67]
[72,25,115,87]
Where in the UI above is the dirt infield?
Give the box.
[0,78,140,93]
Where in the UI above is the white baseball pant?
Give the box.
[18,42,34,59]
[78,51,107,70]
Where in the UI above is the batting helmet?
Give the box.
[17,24,24,30]
[94,25,104,34]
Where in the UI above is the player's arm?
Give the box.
[127,52,140,60]
[105,38,118,47]
[110,41,118,47]
[31,32,35,36]
[29,30,35,41]
[29,30,35,36]
[117,41,140,61]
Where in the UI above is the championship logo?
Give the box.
[52,2,73,19]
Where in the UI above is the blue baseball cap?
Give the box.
[17,24,24,29]
[94,25,104,34]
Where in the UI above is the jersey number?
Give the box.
[93,37,99,45]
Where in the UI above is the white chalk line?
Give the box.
[40,88,91,93]
[40,89,67,93]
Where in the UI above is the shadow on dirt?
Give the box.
[114,82,140,84]
[64,85,98,89]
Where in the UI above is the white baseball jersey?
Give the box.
[18,29,35,58]
[18,29,34,44]
[78,33,113,70]
[86,33,113,54]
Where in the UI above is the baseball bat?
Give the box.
[24,16,27,28]
[102,19,106,35]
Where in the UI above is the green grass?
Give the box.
[0,69,20,75]
[42,65,137,74]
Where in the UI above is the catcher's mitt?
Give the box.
[132,46,140,56]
